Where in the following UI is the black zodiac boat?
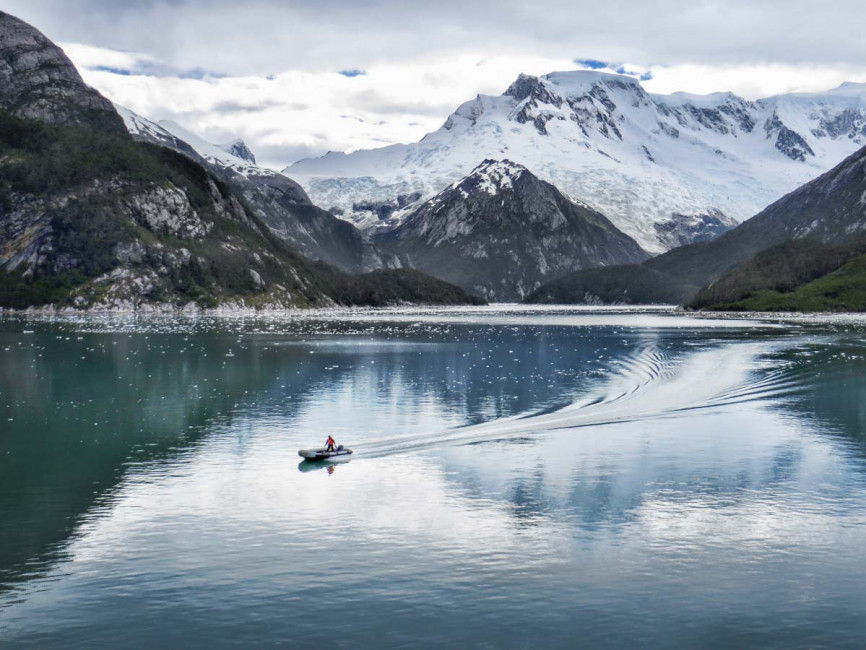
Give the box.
[298,446,353,461]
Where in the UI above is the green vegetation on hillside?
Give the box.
[0,111,218,199]
[0,115,307,307]
[523,264,698,305]
[314,268,487,307]
[696,253,866,312]
[0,112,484,309]
[690,238,866,311]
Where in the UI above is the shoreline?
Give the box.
[3,302,865,326]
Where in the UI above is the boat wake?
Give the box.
[352,339,799,459]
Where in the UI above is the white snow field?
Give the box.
[287,71,866,253]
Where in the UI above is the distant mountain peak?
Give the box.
[451,158,527,196]
[150,119,270,175]
[506,70,644,98]
[504,73,561,104]
[218,138,256,164]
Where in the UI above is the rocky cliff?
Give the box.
[116,106,398,273]
[375,160,648,300]
[0,12,480,311]
[0,11,125,135]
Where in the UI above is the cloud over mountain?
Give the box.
[9,0,864,169]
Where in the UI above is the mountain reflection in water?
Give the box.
[2,308,866,649]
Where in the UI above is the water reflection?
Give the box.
[0,316,650,593]
[2,311,866,648]
[297,460,346,473]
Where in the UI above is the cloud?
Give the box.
[9,0,866,76]
[210,100,286,114]
[90,65,134,76]
[572,58,654,81]
[5,1,862,170]
[210,102,268,114]
[642,63,866,98]
[61,43,226,79]
[73,49,582,168]
[69,44,866,172]
[574,59,609,70]
[615,66,653,82]
[345,88,458,116]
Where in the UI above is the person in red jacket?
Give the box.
[324,435,337,452]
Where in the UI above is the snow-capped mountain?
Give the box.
[219,138,256,164]
[117,106,273,179]
[648,139,866,288]
[374,159,647,300]
[116,105,396,272]
[529,140,866,307]
[287,71,866,254]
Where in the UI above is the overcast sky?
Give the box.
[7,0,866,169]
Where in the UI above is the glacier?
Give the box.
[286,70,866,254]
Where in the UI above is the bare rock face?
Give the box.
[219,138,257,164]
[115,105,395,273]
[1,179,214,277]
[0,11,126,134]
[126,186,212,239]
[653,210,737,250]
[375,159,649,301]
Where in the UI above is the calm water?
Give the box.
[2,306,866,648]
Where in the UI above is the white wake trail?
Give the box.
[353,341,776,459]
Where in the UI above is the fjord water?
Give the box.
[2,308,866,648]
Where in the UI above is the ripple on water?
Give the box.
[3,309,866,647]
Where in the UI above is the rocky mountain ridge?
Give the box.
[374,159,648,300]
[288,70,866,253]
[116,106,397,273]
[527,140,866,306]
[0,12,481,311]
[0,11,126,135]
[219,138,256,164]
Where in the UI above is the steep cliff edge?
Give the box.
[0,11,125,134]
[376,160,648,300]
[0,12,481,310]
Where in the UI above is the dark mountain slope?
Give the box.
[688,237,866,311]
[0,11,125,134]
[696,253,866,312]
[647,143,866,286]
[524,264,698,305]
[0,111,481,310]
[375,159,648,301]
[118,108,393,273]
[527,142,866,305]
[219,167,388,273]
[0,12,480,310]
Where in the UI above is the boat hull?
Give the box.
[298,448,353,462]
